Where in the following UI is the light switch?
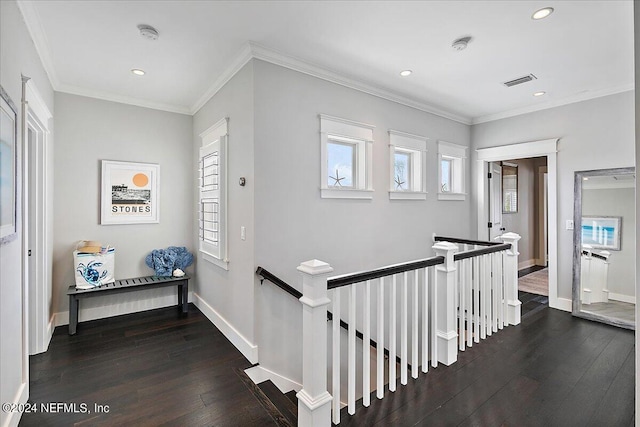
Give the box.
[241,226,246,240]
[566,220,574,230]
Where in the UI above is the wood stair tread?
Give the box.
[258,380,298,426]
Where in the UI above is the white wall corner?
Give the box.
[4,382,28,427]
[518,259,537,271]
[192,292,259,364]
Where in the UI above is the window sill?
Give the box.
[321,188,374,199]
[201,251,229,270]
[437,192,466,201]
[389,191,427,200]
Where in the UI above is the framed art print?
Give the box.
[581,216,621,250]
[101,160,160,225]
[0,85,17,245]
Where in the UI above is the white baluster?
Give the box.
[412,269,419,379]
[492,253,498,333]
[431,265,437,368]
[363,280,371,407]
[297,260,333,427]
[376,278,384,399]
[348,284,356,415]
[401,271,408,385]
[485,254,492,337]
[389,275,397,392]
[466,259,473,347]
[332,289,341,425]
[498,253,505,330]
[421,267,429,373]
[459,259,466,352]
[473,257,480,344]
[480,255,487,340]
[499,233,522,325]
[433,241,458,366]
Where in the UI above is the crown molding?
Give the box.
[57,82,191,115]
[248,42,472,125]
[17,0,61,89]
[190,43,253,114]
[472,84,635,125]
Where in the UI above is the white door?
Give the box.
[488,162,503,240]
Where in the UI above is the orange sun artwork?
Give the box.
[132,173,149,188]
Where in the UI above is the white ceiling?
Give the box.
[18,0,634,124]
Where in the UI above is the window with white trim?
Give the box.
[199,118,228,269]
[389,130,428,200]
[320,114,374,199]
[437,140,467,201]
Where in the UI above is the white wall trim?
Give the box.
[608,292,636,304]
[472,86,635,124]
[476,138,565,312]
[192,292,259,364]
[54,291,194,326]
[518,259,537,271]
[2,382,28,427]
[244,365,302,394]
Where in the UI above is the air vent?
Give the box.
[502,74,537,87]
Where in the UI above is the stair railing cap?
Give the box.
[297,259,334,275]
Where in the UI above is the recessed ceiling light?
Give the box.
[131,69,146,76]
[400,70,412,77]
[583,177,589,181]
[532,7,554,20]
[533,91,546,97]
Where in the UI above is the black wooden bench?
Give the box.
[67,275,190,335]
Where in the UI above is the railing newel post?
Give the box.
[297,259,334,427]
[498,233,522,325]
[432,241,459,366]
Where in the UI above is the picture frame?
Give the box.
[101,160,160,225]
[581,216,621,251]
[0,85,18,245]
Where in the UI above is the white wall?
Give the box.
[191,61,257,361]
[582,187,636,299]
[472,91,635,300]
[52,93,193,322]
[252,59,471,382]
[1,1,54,426]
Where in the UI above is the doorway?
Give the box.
[476,139,567,312]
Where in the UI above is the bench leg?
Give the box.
[69,295,79,335]
[180,282,188,314]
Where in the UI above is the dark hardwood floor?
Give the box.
[22,300,634,427]
[20,304,280,427]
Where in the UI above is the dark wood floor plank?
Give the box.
[20,304,274,427]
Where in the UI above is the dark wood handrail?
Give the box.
[256,266,302,299]
[454,243,512,261]
[434,235,503,247]
[582,250,609,261]
[327,256,444,289]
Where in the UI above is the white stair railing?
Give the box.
[297,233,521,427]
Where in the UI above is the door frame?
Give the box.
[476,138,568,312]
[22,77,53,355]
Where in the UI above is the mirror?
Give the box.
[572,167,635,329]
[502,162,518,213]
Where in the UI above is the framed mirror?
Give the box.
[572,167,635,329]
[502,162,518,213]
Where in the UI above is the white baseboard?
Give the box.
[608,292,636,304]
[550,297,572,312]
[244,365,301,394]
[54,291,194,327]
[2,381,28,427]
[535,258,547,267]
[518,259,537,271]
[192,292,259,364]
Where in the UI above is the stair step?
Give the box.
[259,380,298,426]
[284,390,297,405]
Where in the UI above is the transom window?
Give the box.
[389,130,428,200]
[320,114,374,199]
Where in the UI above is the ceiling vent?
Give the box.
[502,74,537,88]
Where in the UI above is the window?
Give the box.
[199,118,228,269]
[437,141,467,201]
[389,130,428,200]
[320,114,374,199]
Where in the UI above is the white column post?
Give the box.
[432,241,458,366]
[297,259,334,427]
[499,232,521,325]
